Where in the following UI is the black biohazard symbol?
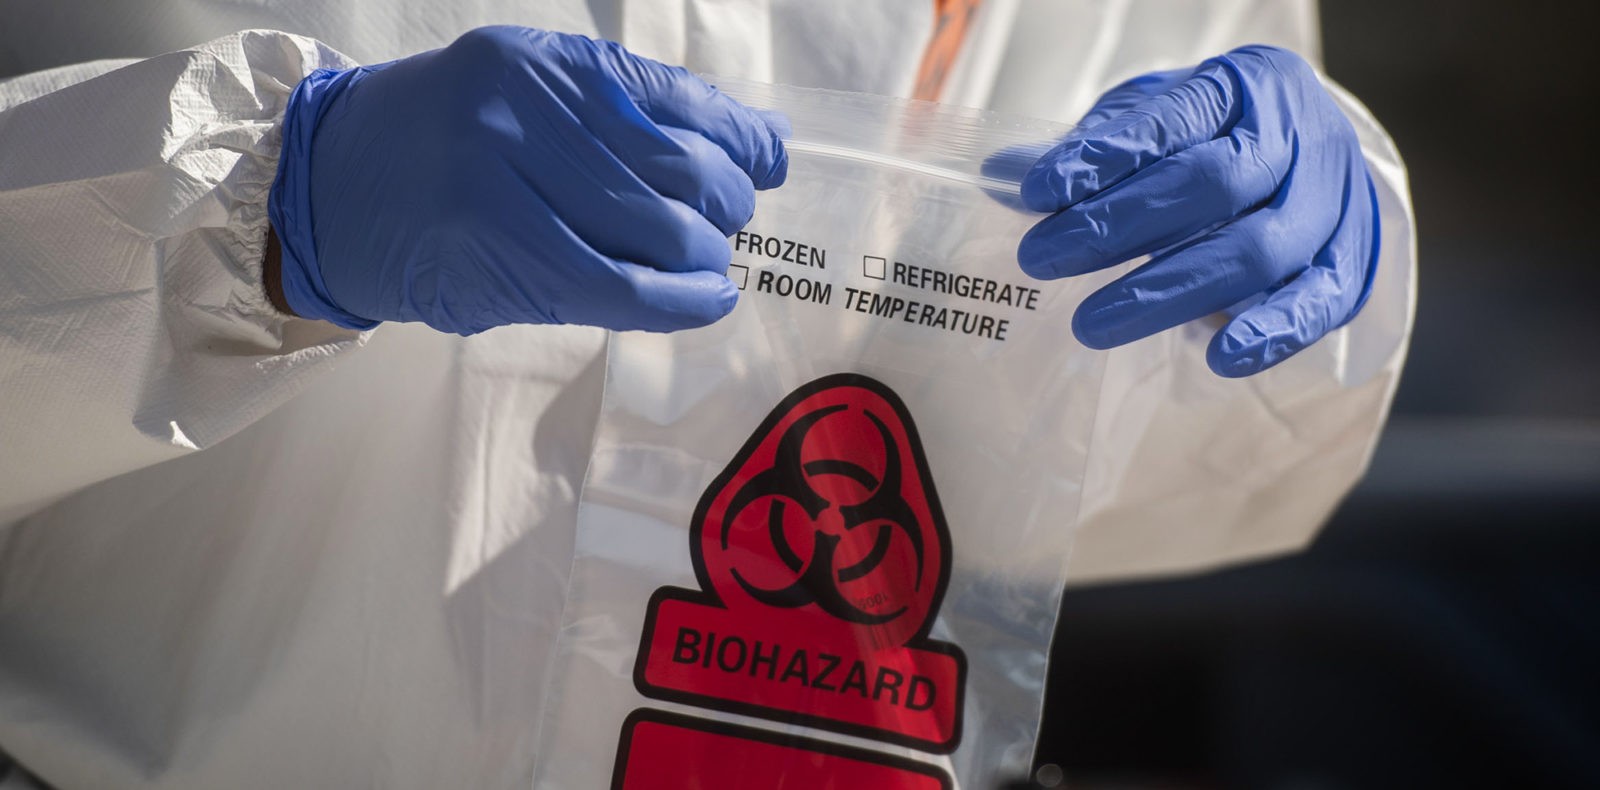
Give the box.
[719,402,926,625]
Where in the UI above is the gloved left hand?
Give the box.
[1016,45,1379,377]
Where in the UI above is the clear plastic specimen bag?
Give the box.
[532,81,1103,789]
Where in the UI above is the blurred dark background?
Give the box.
[1021,2,1600,788]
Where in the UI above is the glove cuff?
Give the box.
[267,67,382,330]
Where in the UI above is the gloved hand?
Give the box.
[268,26,788,335]
[1016,45,1379,377]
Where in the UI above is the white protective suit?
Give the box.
[0,1,1414,787]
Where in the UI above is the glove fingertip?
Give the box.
[670,273,740,331]
[722,108,786,191]
[752,108,791,189]
[1019,164,1065,213]
[1207,323,1300,378]
[1020,144,1094,213]
[1016,224,1067,280]
[713,276,740,316]
[1206,332,1265,378]
[758,137,789,190]
[1070,305,1119,351]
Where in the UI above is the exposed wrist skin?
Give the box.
[263,226,297,317]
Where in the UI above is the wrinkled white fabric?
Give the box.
[0,33,365,524]
[0,0,1414,787]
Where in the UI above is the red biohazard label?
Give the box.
[634,373,966,752]
[611,709,952,789]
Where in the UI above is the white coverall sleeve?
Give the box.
[0,31,365,522]
[1064,77,1417,585]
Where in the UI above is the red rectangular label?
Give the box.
[612,709,951,790]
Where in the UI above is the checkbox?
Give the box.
[862,256,887,280]
[728,264,750,290]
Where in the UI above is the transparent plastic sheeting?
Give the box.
[531,80,1103,789]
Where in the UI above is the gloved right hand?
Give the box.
[267,25,788,335]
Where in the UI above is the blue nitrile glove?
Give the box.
[1016,45,1379,377]
[268,26,788,335]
